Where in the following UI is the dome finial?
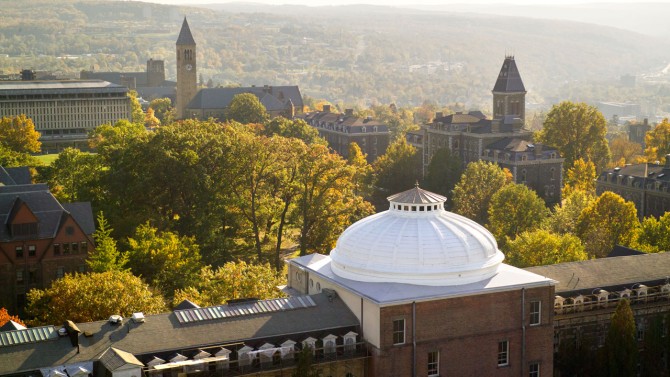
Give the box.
[415,180,419,188]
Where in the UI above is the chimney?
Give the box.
[64,320,81,351]
[534,143,543,157]
[345,108,354,116]
[323,105,331,113]
[665,154,670,170]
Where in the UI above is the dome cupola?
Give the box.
[329,185,504,286]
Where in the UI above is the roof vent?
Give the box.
[131,312,145,323]
[108,315,123,325]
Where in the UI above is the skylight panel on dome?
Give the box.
[174,296,317,324]
[0,325,58,347]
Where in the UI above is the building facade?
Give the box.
[0,80,131,152]
[299,106,390,163]
[407,57,564,206]
[596,157,670,218]
[527,252,670,376]
[0,177,95,314]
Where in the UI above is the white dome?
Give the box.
[329,186,504,286]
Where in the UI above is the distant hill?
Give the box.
[1,0,669,110]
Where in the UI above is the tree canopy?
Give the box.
[605,299,638,377]
[487,183,550,245]
[452,161,511,225]
[227,93,269,124]
[0,115,41,166]
[26,270,167,326]
[87,212,127,273]
[0,307,24,328]
[504,229,587,268]
[644,118,670,164]
[576,191,639,258]
[423,148,463,203]
[372,137,420,208]
[173,261,285,308]
[633,212,670,253]
[562,158,597,198]
[537,101,610,170]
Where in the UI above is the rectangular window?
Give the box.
[53,244,61,255]
[428,351,439,376]
[63,243,70,255]
[81,242,88,254]
[28,245,36,257]
[498,340,509,366]
[530,301,541,326]
[393,319,405,345]
[15,246,23,259]
[29,269,37,284]
[529,362,540,377]
[71,242,79,254]
[16,270,24,285]
[56,267,64,279]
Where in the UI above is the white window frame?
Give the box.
[530,301,541,326]
[529,362,540,377]
[392,319,405,345]
[498,340,509,367]
[428,350,439,376]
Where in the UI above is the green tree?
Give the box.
[127,223,203,298]
[452,161,511,225]
[545,190,594,235]
[562,158,597,198]
[348,142,374,198]
[87,212,127,273]
[26,270,167,326]
[505,229,587,267]
[487,183,550,244]
[605,299,638,377]
[173,262,285,307]
[0,114,41,154]
[227,93,269,124]
[88,119,148,160]
[295,143,374,256]
[37,147,104,203]
[537,101,610,169]
[576,191,639,258]
[423,148,463,204]
[149,97,174,124]
[641,315,666,377]
[263,117,324,145]
[372,137,420,208]
[292,346,320,377]
[633,212,670,253]
[644,118,670,164]
[127,90,144,124]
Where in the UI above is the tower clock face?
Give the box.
[186,64,193,71]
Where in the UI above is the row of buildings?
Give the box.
[0,185,667,377]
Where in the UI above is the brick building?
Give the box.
[407,56,564,206]
[299,106,391,163]
[0,174,95,314]
[288,186,556,376]
[596,156,670,218]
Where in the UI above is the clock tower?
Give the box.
[176,17,197,119]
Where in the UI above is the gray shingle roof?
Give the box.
[5,167,32,185]
[0,293,359,374]
[62,202,95,235]
[176,18,196,45]
[100,347,143,370]
[186,86,303,112]
[525,252,670,294]
[492,56,526,93]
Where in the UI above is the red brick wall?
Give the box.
[370,286,554,377]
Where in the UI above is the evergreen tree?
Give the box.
[605,299,638,377]
[87,212,127,273]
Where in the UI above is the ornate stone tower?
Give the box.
[492,56,526,123]
[176,17,197,119]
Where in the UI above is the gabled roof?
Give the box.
[176,18,196,45]
[186,86,303,112]
[100,347,143,370]
[4,167,32,185]
[0,320,26,332]
[492,56,526,93]
[62,202,95,235]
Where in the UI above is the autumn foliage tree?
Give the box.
[173,261,285,307]
[452,161,511,225]
[537,101,610,169]
[0,114,41,166]
[26,270,167,326]
[576,191,639,258]
[487,183,550,245]
[644,118,670,164]
[227,93,269,124]
[562,158,597,198]
[0,307,25,327]
[505,229,587,268]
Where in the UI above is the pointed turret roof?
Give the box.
[176,17,196,45]
[492,56,525,93]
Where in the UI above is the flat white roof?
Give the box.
[292,254,555,306]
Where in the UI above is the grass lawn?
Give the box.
[34,154,59,165]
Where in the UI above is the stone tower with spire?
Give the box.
[176,17,197,119]
[492,55,526,123]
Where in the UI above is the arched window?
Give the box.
[521,169,527,182]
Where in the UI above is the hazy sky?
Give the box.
[138,0,658,6]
